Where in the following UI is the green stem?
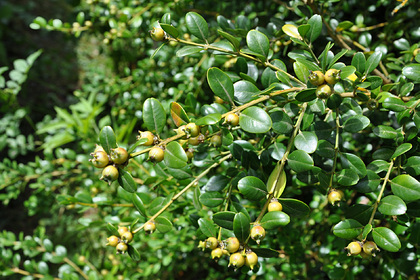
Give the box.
[132,154,232,234]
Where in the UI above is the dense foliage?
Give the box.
[1,0,420,279]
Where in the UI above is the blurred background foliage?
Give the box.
[1,0,419,279]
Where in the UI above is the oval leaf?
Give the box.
[196,113,222,125]
[198,218,217,238]
[282,24,302,40]
[332,219,363,239]
[278,198,310,217]
[185,12,209,41]
[390,174,420,202]
[164,141,188,169]
[233,212,250,243]
[207,67,235,104]
[213,211,235,230]
[239,106,272,133]
[343,115,370,133]
[372,227,401,252]
[117,168,136,193]
[260,211,290,229]
[378,195,407,216]
[402,64,420,82]
[100,126,117,154]
[132,193,146,217]
[170,102,190,127]
[143,98,166,134]
[199,192,224,208]
[238,176,267,201]
[294,131,318,154]
[155,216,173,233]
[246,30,270,58]
[287,150,315,173]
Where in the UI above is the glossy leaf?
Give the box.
[199,192,224,208]
[160,23,179,38]
[170,102,190,127]
[306,14,322,42]
[390,174,420,202]
[372,227,401,252]
[233,212,250,243]
[99,126,117,154]
[117,168,136,193]
[282,24,302,40]
[271,110,293,134]
[132,193,147,217]
[343,115,370,133]
[127,245,140,261]
[239,106,272,133]
[373,125,398,139]
[391,143,412,159]
[293,61,309,83]
[246,30,270,58]
[252,248,279,258]
[405,156,420,176]
[217,29,240,50]
[337,168,359,186]
[260,211,290,229]
[378,195,407,215]
[402,64,420,82]
[362,224,373,240]
[267,162,287,198]
[205,175,230,192]
[365,51,382,75]
[238,176,267,201]
[341,153,367,178]
[185,12,208,41]
[351,52,366,73]
[288,150,315,173]
[207,67,234,104]
[196,113,222,125]
[107,223,120,237]
[164,141,188,169]
[213,211,235,230]
[198,218,217,238]
[332,219,363,239]
[176,46,203,57]
[294,131,318,154]
[278,198,310,217]
[295,88,317,102]
[155,216,173,233]
[234,80,259,104]
[143,98,166,134]
[383,97,406,112]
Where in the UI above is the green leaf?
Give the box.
[282,24,302,40]
[341,153,367,178]
[99,126,117,154]
[278,198,310,217]
[127,244,141,261]
[217,29,240,51]
[150,41,167,59]
[392,143,412,159]
[306,14,322,42]
[373,125,399,139]
[362,224,373,240]
[238,176,267,201]
[251,248,279,258]
[267,162,287,198]
[155,216,173,233]
[233,212,250,243]
[143,98,166,134]
[117,168,136,193]
[234,80,259,104]
[199,192,224,208]
[205,175,230,192]
[294,131,318,154]
[246,30,270,59]
[405,156,420,176]
[382,97,406,112]
[343,115,370,133]
[195,113,222,126]
[336,168,359,186]
[288,150,315,173]
[213,211,235,230]
[378,195,407,215]
[332,219,363,239]
[170,102,190,127]
[198,218,217,237]
[316,140,335,158]
[260,211,290,229]
[207,67,234,104]
[107,223,120,236]
[164,141,188,169]
[351,52,366,73]
[132,193,147,217]
[239,106,272,133]
[390,174,420,202]
[295,88,317,102]
[402,64,420,82]
[271,110,293,134]
[293,61,309,83]
[185,12,209,41]
[160,23,179,38]
[176,46,203,57]
[365,51,382,75]
[372,227,401,252]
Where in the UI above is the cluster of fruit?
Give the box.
[106,227,133,254]
[89,145,129,185]
[346,241,379,258]
[309,69,341,99]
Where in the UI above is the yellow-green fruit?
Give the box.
[250,225,265,245]
[316,84,332,99]
[149,147,165,163]
[101,165,119,184]
[225,113,239,126]
[325,69,341,85]
[185,148,194,160]
[185,123,200,137]
[268,200,283,212]
[328,189,344,205]
[308,70,325,86]
[211,248,223,260]
[225,237,240,253]
[188,134,205,146]
[116,242,128,253]
[346,241,362,256]
[206,237,218,250]
[150,27,165,41]
[363,241,378,255]
[138,131,155,146]
[144,221,156,234]
[107,235,119,247]
[118,226,129,236]
[110,147,129,165]
[413,48,420,57]
[245,251,258,270]
[121,231,133,243]
[214,96,224,104]
[210,135,222,147]
[229,252,245,269]
[90,150,109,168]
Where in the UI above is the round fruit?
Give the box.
[188,134,205,146]
[118,226,129,236]
[206,237,219,250]
[211,248,223,260]
[138,131,155,146]
[90,151,109,168]
[116,242,128,253]
[316,84,332,99]
[225,237,240,253]
[245,251,258,270]
[107,235,119,247]
[214,96,224,104]
[346,241,362,256]
[144,221,156,234]
[225,113,239,126]
[413,48,420,57]
[101,165,119,184]
[185,123,200,137]
[210,135,222,147]
[268,200,283,212]
[328,189,344,205]
[185,148,194,160]
[110,147,129,165]
[94,144,105,153]
[325,69,341,84]
[150,27,165,41]
[149,147,165,163]
[250,225,265,245]
[121,231,133,243]
[308,70,325,86]
[363,241,378,255]
[229,252,245,269]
